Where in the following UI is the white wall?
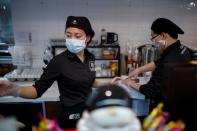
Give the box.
[11,0,197,67]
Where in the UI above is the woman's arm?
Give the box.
[0,80,37,98]
[93,79,113,88]
[139,62,156,72]
[128,62,156,78]
[18,86,38,99]
[122,79,141,91]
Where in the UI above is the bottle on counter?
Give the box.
[126,48,134,75]
[100,28,107,45]
[110,62,118,77]
[133,46,140,69]
[125,40,134,75]
[101,63,108,77]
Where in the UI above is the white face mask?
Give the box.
[153,39,167,50]
[157,40,167,50]
[158,40,166,46]
[65,38,86,54]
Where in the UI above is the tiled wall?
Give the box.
[11,0,197,67]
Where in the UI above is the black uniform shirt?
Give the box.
[33,49,96,106]
[139,40,192,100]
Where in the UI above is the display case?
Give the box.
[87,45,120,78]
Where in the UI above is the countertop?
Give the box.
[0,77,149,103]
[0,81,60,103]
[0,78,113,103]
[0,77,150,116]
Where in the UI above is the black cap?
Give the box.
[86,84,131,112]
[65,16,95,38]
[151,18,184,36]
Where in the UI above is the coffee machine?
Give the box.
[106,32,118,45]
[138,44,160,66]
[101,30,119,46]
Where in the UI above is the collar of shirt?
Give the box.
[66,49,95,61]
[161,40,180,58]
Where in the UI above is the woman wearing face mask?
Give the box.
[118,18,193,105]
[0,16,103,129]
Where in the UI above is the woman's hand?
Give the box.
[0,80,12,96]
[0,80,19,97]
[128,68,141,78]
[121,79,141,91]
[110,77,122,84]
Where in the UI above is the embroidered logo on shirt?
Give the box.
[89,61,95,71]
[69,113,80,120]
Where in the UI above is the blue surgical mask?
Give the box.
[65,38,86,54]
